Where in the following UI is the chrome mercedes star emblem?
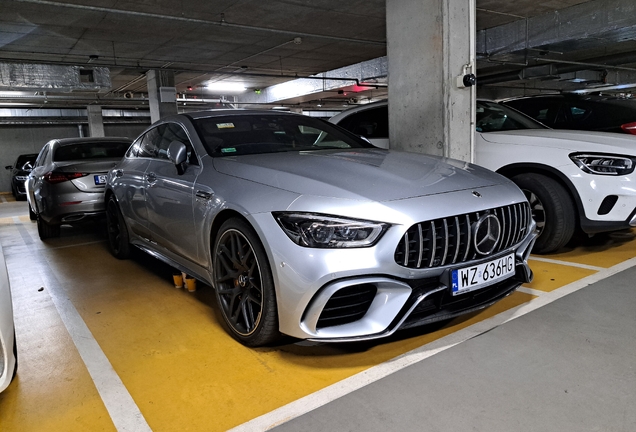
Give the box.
[473,214,501,255]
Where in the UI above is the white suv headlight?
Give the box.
[274,212,389,248]
[570,153,635,176]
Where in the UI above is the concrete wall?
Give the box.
[0,123,148,193]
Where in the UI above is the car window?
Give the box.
[504,98,562,127]
[35,145,50,167]
[476,102,546,132]
[137,127,162,158]
[158,123,199,165]
[195,114,373,157]
[53,141,130,161]
[567,103,592,122]
[337,106,389,139]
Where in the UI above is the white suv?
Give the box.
[330,100,636,254]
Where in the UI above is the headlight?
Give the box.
[15,176,28,181]
[570,153,635,176]
[273,212,389,248]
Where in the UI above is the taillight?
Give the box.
[43,171,88,184]
[620,122,636,135]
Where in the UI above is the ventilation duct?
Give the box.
[0,63,111,92]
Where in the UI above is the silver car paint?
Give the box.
[108,112,535,341]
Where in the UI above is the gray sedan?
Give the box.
[105,110,536,347]
[26,137,132,239]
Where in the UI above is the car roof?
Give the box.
[329,100,388,122]
[50,137,132,146]
[172,109,307,121]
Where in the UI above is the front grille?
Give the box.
[394,202,531,269]
[316,284,377,329]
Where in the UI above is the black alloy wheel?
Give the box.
[213,218,279,347]
[512,173,575,254]
[106,196,131,259]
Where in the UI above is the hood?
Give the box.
[213,149,503,201]
[481,129,636,154]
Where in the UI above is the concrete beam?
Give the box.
[477,0,636,57]
[239,57,388,105]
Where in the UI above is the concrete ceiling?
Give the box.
[1,0,635,110]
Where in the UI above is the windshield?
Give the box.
[476,101,547,132]
[194,113,374,157]
[54,141,130,161]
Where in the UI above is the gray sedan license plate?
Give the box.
[94,175,107,185]
[451,253,515,296]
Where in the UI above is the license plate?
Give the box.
[94,175,107,185]
[451,253,515,296]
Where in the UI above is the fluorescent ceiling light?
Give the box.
[205,82,246,93]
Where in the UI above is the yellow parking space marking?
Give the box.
[525,259,598,292]
[3,211,635,432]
[237,256,636,431]
[0,253,115,432]
[547,229,636,268]
[37,241,535,432]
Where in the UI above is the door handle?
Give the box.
[146,172,157,183]
[196,190,212,200]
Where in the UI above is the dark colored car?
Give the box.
[5,154,38,200]
[26,137,132,239]
[500,94,636,134]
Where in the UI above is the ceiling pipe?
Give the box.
[479,51,636,85]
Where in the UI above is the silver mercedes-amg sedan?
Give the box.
[105,110,536,347]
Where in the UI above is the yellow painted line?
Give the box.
[547,229,636,268]
[529,256,604,271]
[524,259,598,292]
[3,212,635,432]
[37,239,535,432]
[236,256,636,431]
[0,251,116,431]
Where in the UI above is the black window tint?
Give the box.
[505,98,563,127]
[53,141,130,161]
[338,106,389,139]
[126,138,141,158]
[476,102,545,131]
[159,123,199,165]
[195,114,371,156]
[138,126,163,158]
[36,145,49,166]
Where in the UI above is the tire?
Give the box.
[28,204,37,221]
[511,173,575,254]
[11,330,18,381]
[106,196,131,259]
[213,218,280,347]
[37,216,60,240]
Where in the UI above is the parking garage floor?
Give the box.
[0,196,634,432]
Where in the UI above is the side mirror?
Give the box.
[167,141,187,175]
[5,165,12,170]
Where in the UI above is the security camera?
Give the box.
[456,73,476,88]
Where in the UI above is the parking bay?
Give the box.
[0,197,634,431]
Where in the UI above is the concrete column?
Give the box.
[87,105,105,137]
[146,69,178,123]
[387,0,475,162]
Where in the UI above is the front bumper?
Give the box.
[254,202,537,342]
[563,164,636,233]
